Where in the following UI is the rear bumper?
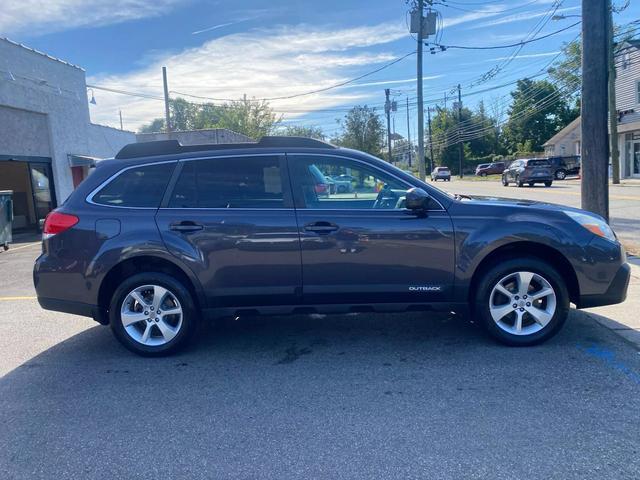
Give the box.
[37,297,107,324]
[522,175,554,182]
[577,263,630,308]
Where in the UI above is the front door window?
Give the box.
[633,142,640,176]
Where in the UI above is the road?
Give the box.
[1,241,640,479]
[434,178,640,254]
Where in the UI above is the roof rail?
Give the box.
[114,135,336,159]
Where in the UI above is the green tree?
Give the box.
[548,39,581,97]
[213,97,282,139]
[332,105,385,157]
[281,125,326,140]
[138,97,281,139]
[138,118,165,133]
[501,78,577,153]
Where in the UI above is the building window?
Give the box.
[637,80,640,104]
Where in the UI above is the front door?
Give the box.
[633,142,640,178]
[288,154,455,305]
[156,154,302,308]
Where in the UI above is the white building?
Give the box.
[542,39,640,179]
[0,38,136,231]
[617,39,640,178]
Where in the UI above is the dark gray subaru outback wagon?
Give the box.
[34,137,630,356]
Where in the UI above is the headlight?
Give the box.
[564,210,617,242]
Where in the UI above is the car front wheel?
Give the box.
[109,272,198,356]
[474,257,569,346]
[502,175,509,186]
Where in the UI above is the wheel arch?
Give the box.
[467,241,580,306]
[97,255,204,324]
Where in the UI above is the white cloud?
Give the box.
[470,6,580,29]
[192,22,238,35]
[1,0,187,35]
[481,51,560,62]
[88,22,414,130]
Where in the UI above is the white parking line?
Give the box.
[2,242,40,252]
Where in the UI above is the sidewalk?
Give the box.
[585,256,640,348]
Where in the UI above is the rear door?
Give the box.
[288,153,455,305]
[507,160,521,180]
[156,154,302,308]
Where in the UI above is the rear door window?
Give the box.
[92,162,175,207]
[168,155,285,209]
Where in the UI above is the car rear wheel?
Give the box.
[544,181,553,187]
[474,257,569,346]
[555,169,567,180]
[109,273,198,356]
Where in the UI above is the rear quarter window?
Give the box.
[91,162,175,207]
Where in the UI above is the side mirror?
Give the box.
[405,187,430,211]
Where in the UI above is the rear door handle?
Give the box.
[170,221,204,233]
[304,221,339,234]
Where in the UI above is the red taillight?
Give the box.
[43,211,79,238]
[314,183,328,194]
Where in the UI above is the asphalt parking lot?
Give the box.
[1,240,640,479]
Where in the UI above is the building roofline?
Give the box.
[1,37,84,71]
[90,122,136,134]
[542,116,581,146]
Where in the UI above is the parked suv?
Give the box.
[431,166,451,181]
[546,155,581,180]
[34,137,629,356]
[475,162,505,177]
[502,159,554,187]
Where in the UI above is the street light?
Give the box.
[87,88,96,105]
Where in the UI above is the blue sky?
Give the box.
[3,0,639,138]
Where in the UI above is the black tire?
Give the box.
[473,257,569,346]
[516,175,524,188]
[528,182,534,187]
[544,181,553,187]
[502,175,509,186]
[109,272,199,356]
[555,169,567,180]
[481,172,487,177]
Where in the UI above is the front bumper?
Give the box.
[577,263,630,308]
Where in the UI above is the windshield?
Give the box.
[527,160,550,167]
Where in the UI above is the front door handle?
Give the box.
[304,221,339,234]
[170,221,204,233]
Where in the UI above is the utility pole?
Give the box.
[406,96,412,167]
[416,0,426,180]
[427,106,434,173]
[581,0,609,221]
[607,0,620,184]
[411,0,436,178]
[457,84,464,179]
[385,88,393,162]
[162,66,172,134]
[119,110,123,130]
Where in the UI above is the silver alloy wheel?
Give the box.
[489,271,556,336]
[120,284,183,346]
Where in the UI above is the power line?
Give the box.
[426,21,580,51]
